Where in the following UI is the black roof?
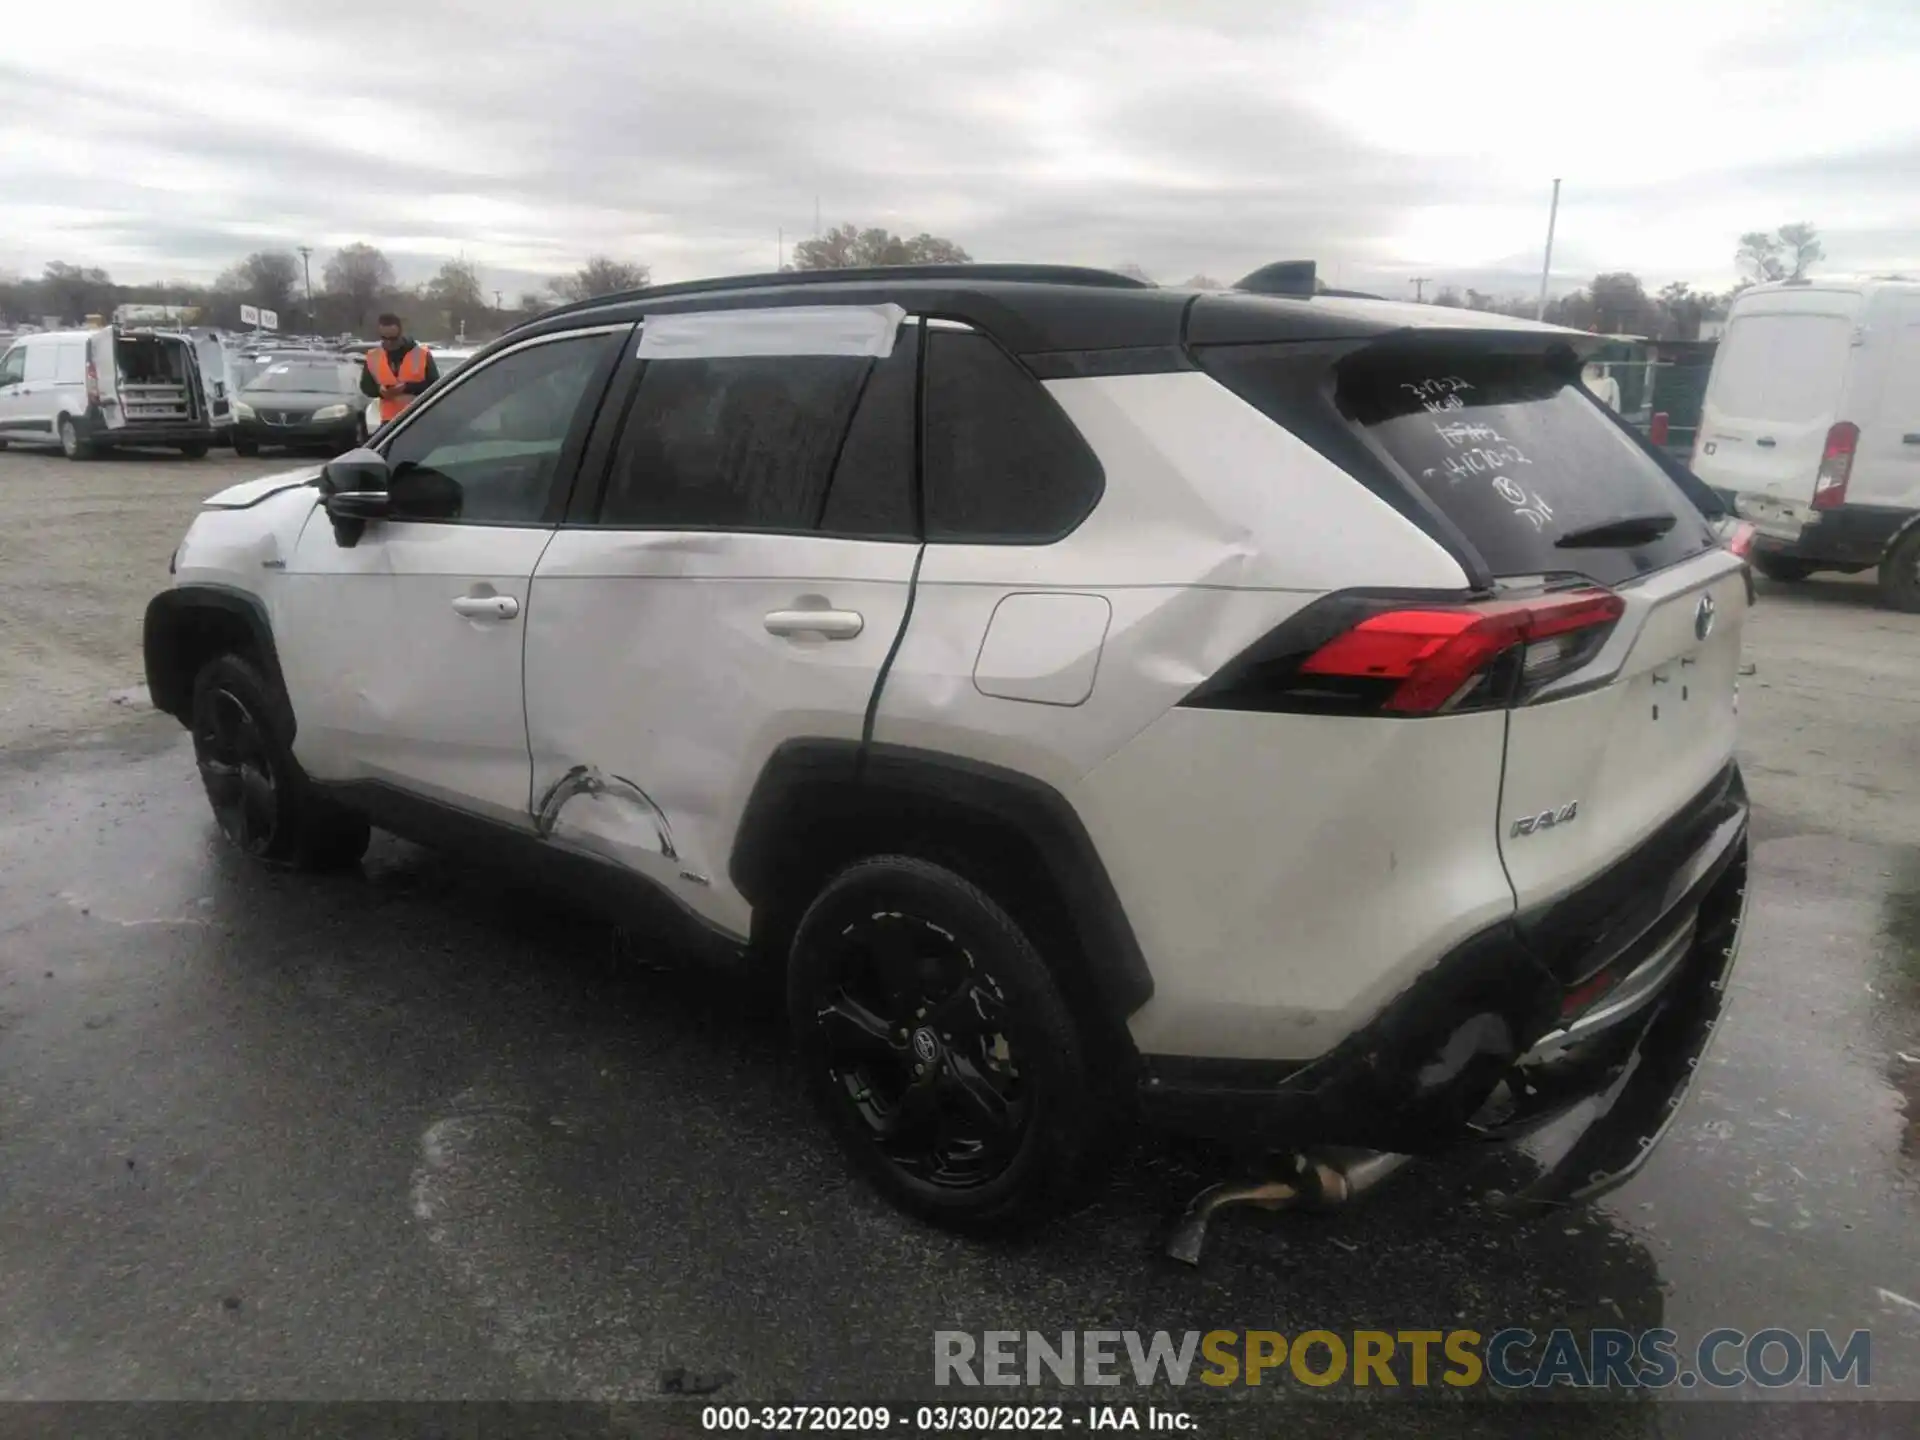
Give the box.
[498,262,1573,367]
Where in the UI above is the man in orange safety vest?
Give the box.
[360,312,440,423]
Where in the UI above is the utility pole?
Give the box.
[813,196,820,237]
[1410,276,1432,303]
[297,245,313,334]
[778,226,784,271]
[1535,178,1562,322]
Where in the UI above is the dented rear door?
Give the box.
[521,307,922,935]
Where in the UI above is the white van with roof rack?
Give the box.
[1691,276,1920,610]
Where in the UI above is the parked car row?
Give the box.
[0,329,480,461]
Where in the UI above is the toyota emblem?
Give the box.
[1694,592,1717,641]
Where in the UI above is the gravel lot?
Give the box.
[0,445,302,753]
[2,445,1917,1422]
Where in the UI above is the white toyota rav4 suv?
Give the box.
[145,263,1753,1243]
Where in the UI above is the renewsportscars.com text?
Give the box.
[933,1328,1872,1390]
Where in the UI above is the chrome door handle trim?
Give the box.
[764,608,863,639]
[452,594,520,620]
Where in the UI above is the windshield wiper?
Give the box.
[1555,512,1677,548]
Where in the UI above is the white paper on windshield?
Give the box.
[636,304,904,361]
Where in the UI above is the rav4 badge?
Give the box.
[1510,802,1580,838]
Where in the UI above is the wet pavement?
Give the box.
[1,571,1917,1431]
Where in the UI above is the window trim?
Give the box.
[372,322,631,529]
[0,347,25,386]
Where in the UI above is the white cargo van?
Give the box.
[1692,278,1920,610]
[0,325,230,461]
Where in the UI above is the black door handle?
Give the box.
[1903,433,1920,445]
[1755,437,1776,447]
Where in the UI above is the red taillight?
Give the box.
[1649,412,1669,447]
[85,360,99,406]
[1813,421,1857,510]
[1298,590,1626,714]
[1720,520,1756,559]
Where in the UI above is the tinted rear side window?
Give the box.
[923,330,1103,542]
[602,355,869,529]
[1340,354,1717,586]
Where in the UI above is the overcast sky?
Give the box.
[4,0,1918,299]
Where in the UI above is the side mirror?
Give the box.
[319,447,390,546]
[323,490,393,521]
[318,446,389,497]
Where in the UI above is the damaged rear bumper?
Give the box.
[1138,764,1749,1205]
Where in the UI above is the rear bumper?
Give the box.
[83,406,217,446]
[1139,763,1749,1200]
[1722,492,1916,568]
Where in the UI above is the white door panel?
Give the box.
[278,513,552,823]
[524,531,916,931]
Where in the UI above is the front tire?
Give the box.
[232,438,260,458]
[58,414,93,461]
[178,440,209,459]
[1879,528,1920,613]
[787,855,1105,1233]
[1751,553,1815,583]
[189,653,371,870]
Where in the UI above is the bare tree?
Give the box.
[215,251,301,320]
[1180,274,1226,290]
[38,261,116,322]
[1658,281,1709,341]
[1777,222,1824,280]
[322,243,396,333]
[1432,286,1464,308]
[1736,231,1786,283]
[792,224,972,270]
[426,258,485,338]
[549,257,650,304]
[1113,262,1155,284]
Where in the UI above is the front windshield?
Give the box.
[244,361,359,394]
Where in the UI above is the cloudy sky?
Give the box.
[3,0,1918,299]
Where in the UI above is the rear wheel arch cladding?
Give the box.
[731,740,1154,1041]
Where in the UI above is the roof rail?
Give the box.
[519,262,1153,329]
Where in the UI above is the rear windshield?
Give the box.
[1708,312,1852,422]
[1339,353,1717,585]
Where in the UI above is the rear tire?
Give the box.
[189,653,371,871]
[178,441,209,459]
[233,438,260,458]
[1879,528,1920,614]
[58,415,93,461]
[787,855,1107,1233]
[1751,554,1815,583]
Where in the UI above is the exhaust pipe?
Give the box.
[1165,1149,1409,1265]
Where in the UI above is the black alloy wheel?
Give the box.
[813,908,1029,1191]
[192,683,282,856]
[788,855,1107,1231]
[187,653,371,869]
